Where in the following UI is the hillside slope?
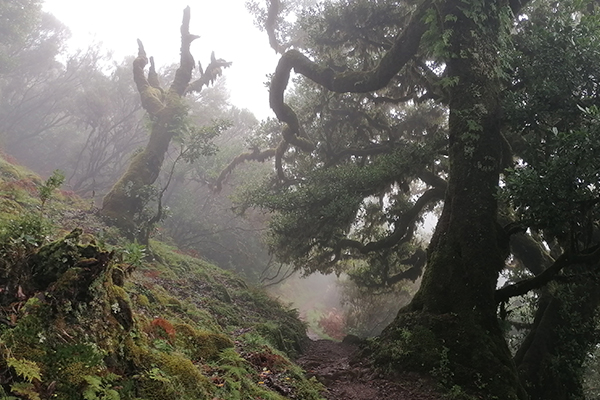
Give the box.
[0,155,323,400]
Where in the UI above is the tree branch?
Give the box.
[214,147,276,192]
[386,248,427,284]
[170,6,200,96]
[187,51,232,94]
[269,0,432,155]
[266,0,286,54]
[331,187,444,260]
[133,39,165,115]
[495,245,600,302]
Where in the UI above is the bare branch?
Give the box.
[418,169,447,190]
[148,56,161,89]
[214,147,276,192]
[133,39,165,115]
[275,140,289,181]
[187,52,232,93]
[170,6,201,96]
[266,0,286,54]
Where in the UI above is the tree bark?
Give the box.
[514,278,600,400]
[377,2,526,398]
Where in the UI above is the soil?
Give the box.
[296,338,446,400]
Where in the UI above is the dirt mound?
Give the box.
[297,339,445,400]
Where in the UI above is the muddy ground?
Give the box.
[296,338,445,400]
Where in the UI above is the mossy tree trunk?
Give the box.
[514,274,600,399]
[377,2,527,398]
[239,0,530,396]
[101,7,230,238]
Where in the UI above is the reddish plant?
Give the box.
[150,317,176,340]
[318,309,346,340]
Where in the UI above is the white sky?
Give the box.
[42,0,279,119]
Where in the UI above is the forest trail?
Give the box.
[296,339,445,400]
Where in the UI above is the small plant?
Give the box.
[38,169,65,215]
[0,213,53,270]
[7,357,42,383]
[82,374,121,400]
[118,241,146,268]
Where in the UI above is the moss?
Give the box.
[156,351,213,394]
[373,310,522,400]
[0,152,323,400]
[137,293,150,307]
[255,321,306,359]
[173,323,233,361]
[0,157,41,183]
[372,313,445,373]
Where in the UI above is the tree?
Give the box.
[66,58,146,198]
[101,7,231,238]
[221,0,600,398]
[497,3,600,397]
[0,0,42,73]
[0,7,103,164]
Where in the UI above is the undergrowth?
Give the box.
[0,156,324,399]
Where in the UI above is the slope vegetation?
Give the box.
[0,154,323,400]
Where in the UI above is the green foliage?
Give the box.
[173,118,230,164]
[37,169,64,213]
[0,212,52,266]
[243,145,433,272]
[117,241,147,268]
[9,382,40,400]
[82,375,121,400]
[502,108,600,243]
[0,0,42,71]
[6,357,41,383]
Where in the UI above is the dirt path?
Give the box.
[296,339,445,400]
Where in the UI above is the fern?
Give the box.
[10,382,41,400]
[7,357,41,382]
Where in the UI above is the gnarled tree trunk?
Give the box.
[101,7,230,238]
[377,2,527,398]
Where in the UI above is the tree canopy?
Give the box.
[218,0,600,398]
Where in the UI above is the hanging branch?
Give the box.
[328,187,444,262]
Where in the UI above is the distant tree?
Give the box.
[158,86,274,280]
[0,8,101,163]
[67,58,146,198]
[0,0,42,72]
[101,7,231,239]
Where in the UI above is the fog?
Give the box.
[43,0,279,119]
[3,0,427,343]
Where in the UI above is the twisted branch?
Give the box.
[269,0,432,167]
[331,187,444,261]
[214,147,276,192]
[495,245,600,302]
